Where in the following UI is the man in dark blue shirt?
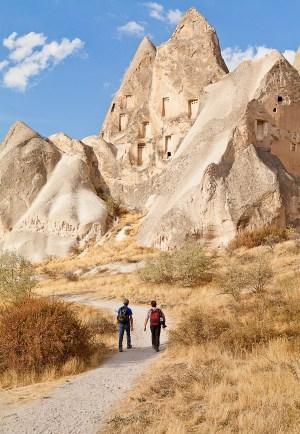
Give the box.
[117,298,133,352]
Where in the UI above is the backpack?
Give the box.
[117,306,129,324]
[150,308,161,326]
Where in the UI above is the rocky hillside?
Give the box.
[1,7,300,261]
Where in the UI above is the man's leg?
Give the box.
[126,324,132,348]
[156,325,161,350]
[118,323,125,351]
[153,326,159,350]
[150,326,155,348]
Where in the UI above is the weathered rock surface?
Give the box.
[1,8,300,260]
[0,127,107,261]
[294,48,300,74]
[101,8,228,174]
[139,52,300,249]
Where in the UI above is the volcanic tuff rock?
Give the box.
[139,52,300,249]
[1,7,300,260]
[101,8,228,175]
[0,126,107,262]
[294,48,300,74]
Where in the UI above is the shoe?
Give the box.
[119,348,123,352]
[156,347,160,352]
[127,345,132,349]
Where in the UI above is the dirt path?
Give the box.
[0,296,169,434]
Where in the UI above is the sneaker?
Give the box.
[156,347,160,352]
[119,348,123,352]
[127,345,133,349]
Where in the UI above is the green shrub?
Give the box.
[0,297,93,374]
[229,226,288,250]
[218,255,273,300]
[0,252,36,304]
[139,244,214,287]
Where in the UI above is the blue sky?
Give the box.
[0,0,299,141]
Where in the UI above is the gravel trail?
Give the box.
[0,296,168,434]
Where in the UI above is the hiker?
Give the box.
[117,298,133,352]
[144,300,166,352]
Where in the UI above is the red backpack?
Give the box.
[150,308,161,326]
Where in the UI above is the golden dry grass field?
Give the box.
[34,212,300,433]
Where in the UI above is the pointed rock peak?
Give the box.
[2,120,39,149]
[172,7,213,39]
[49,132,73,142]
[139,35,156,52]
[133,36,156,61]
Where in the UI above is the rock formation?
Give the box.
[294,48,300,73]
[0,127,107,261]
[101,8,228,171]
[139,52,300,249]
[1,7,300,260]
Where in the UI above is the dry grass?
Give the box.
[93,235,300,434]
[104,288,300,434]
[228,226,288,250]
[0,300,116,389]
[31,215,300,433]
[36,213,155,278]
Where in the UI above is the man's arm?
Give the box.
[144,311,150,331]
[129,314,133,331]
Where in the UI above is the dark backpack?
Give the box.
[150,308,161,326]
[118,306,129,324]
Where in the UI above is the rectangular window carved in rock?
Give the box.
[125,95,133,109]
[111,103,115,113]
[256,120,268,141]
[137,143,146,166]
[291,143,297,152]
[162,97,170,118]
[142,122,151,138]
[188,99,199,119]
[165,135,172,157]
[119,114,128,131]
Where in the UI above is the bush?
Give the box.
[229,226,288,250]
[0,298,93,374]
[0,252,36,304]
[139,244,214,287]
[64,271,79,282]
[218,255,273,300]
[170,291,300,354]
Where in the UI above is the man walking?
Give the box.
[144,300,166,352]
[117,298,133,352]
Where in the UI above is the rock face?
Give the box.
[139,52,300,249]
[1,7,300,261]
[294,48,300,73]
[101,8,228,172]
[0,128,108,262]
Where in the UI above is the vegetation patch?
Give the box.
[229,226,288,250]
[139,243,214,287]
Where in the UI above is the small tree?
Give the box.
[139,243,214,287]
[0,252,36,304]
[246,255,273,294]
[218,255,273,300]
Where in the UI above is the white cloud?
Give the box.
[222,45,296,72]
[166,9,184,25]
[144,2,164,21]
[0,60,9,71]
[4,32,46,62]
[144,2,183,25]
[118,21,145,37]
[0,32,84,91]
